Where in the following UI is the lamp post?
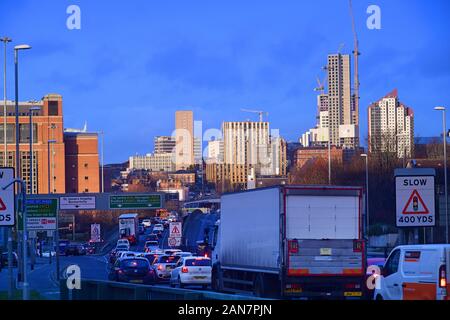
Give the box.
[28,104,40,271]
[14,43,31,293]
[14,44,31,179]
[47,139,58,271]
[434,106,448,244]
[1,35,14,301]
[29,105,40,194]
[1,37,12,166]
[361,153,369,238]
[99,131,104,193]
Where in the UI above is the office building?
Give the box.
[129,153,175,172]
[194,137,202,165]
[206,121,286,189]
[0,94,65,194]
[174,111,194,170]
[368,89,414,158]
[64,129,100,193]
[207,139,224,163]
[154,136,176,154]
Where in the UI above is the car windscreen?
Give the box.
[121,259,149,268]
[146,241,158,246]
[158,255,180,263]
[116,246,128,250]
[185,259,211,267]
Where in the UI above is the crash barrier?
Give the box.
[60,279,269,300]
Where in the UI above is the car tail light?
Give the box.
[157,265,163,271]
[353,240,363,252]
[439,265,447,288]
[288,240,299,254]
[118,269,124,274]
[182,267,188,273]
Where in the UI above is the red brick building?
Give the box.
[64,131,100,193]
[293,146,344,169]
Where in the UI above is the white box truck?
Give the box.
[211,185,366,299]
[118,213,139,246]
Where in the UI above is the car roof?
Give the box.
[393,244,450,251]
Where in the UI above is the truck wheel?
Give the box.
[212,267,223,292]
[253,274,265,297]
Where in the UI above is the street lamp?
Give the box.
[434,106,448,244]
[14,44,31,179]
[361,153,369,238]
[99,131,104,193]
[29,105,40,194]
[14,44,31,300]
[1,36,13,301]
[1,37,12,166]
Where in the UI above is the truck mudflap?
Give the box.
[283,276,365,299]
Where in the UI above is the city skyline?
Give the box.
[0,0,449,163]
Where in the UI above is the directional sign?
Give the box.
[169,222,182,238]
[0,167,15,226]
[25,199,58,231]
[168,237,181,247]
[396,175,435,227]
[60,196,96,210]
[109,194,162,209]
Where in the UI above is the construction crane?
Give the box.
[240,109,268,122]
[314,76,326,95]
[349,0,360,126]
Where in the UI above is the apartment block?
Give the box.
[368,89,414,158]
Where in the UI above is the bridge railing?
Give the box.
[60,279,268,300]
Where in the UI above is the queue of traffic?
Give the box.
[108,225,212,289]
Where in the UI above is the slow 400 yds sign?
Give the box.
[395,176,435,227]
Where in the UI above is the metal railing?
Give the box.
[60,279,268,300]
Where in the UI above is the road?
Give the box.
[0,218,235,299]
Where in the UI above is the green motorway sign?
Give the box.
[18,198,58,231]
[109,194,162,209]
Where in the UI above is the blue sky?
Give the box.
[1,0,449,163]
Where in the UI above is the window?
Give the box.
[84,176,89,180]
[48,101,59,116]
[84,163,88,168]
[384,249,401,277]
[84,189,89,192]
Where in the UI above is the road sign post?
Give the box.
[395,168,436,244]
[0,167,15,300]
[169,222,182,248]
[0,168,15,226]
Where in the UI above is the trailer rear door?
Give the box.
[285,193,363,276]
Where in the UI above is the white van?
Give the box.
[374,244,450,300]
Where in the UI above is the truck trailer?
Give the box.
[118,213,139,246]
[211,185,366,299]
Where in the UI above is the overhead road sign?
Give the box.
[395,169,435,227]
[60,196,96,210]
[109,194,162,209]
[0,167,15,226]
